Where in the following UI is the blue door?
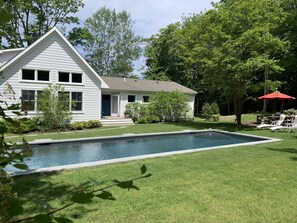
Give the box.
[102,94,111,116]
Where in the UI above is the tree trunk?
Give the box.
[262,69,269,112]
[233,95,242,127]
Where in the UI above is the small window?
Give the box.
[59,72,69,82]
[143,96,150,103]
[128,95,135,102]
[21,90,35,111]
[37,70,49,81]
[72,73,82,83]
[22,69,35,80]
[72,92,82,111]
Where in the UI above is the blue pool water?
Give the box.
[9,131,269,172]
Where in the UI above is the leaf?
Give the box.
[8,198,24,217]
[54,217,73,223]
[143,173,153,178]
[33,214,54,223]
[140,165,147,174]
[96,191,116,201]
[13,163,28,170]
[88,177,102,186]
[71,192,94,204]
[115,180,140,191]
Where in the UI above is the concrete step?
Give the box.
[101,118,134,126]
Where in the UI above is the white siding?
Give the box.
[118,92,195,118]
[0,49,23,66]
[0,33,101,122]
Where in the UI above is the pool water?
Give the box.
[10,131,268,172]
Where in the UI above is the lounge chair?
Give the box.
[270,115,297,132]
[256,114,286,129]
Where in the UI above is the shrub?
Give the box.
[148,91,189,122]
[37,85,72,131]
[86,120,102,128]
[70,121,87,130]
[6,117,41,133]
[201,102,220,121]
[70,120,102,130]
[137,117,148,124]
[125,102,143,122]
[146,115,160,123]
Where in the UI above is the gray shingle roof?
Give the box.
[101,76,197,94]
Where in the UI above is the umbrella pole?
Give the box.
[280,100,285,112]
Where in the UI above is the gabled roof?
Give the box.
[101,76,197,94]
[0,27,108,88]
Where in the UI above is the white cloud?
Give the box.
[77,0,216,37]
[75,0,218,75]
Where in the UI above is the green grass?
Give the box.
[13,115,297,222]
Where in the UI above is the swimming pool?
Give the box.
[10,130,280,175]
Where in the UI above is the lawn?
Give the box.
[12,115,297,222]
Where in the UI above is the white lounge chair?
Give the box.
[256,114,286,129]
[270,115,297,132]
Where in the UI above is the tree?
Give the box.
[145,0,287,126]
[144,23,183,81]
[37,85,72,131]
[75,7,142,77]
[0,0,84,48]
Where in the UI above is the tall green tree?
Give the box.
[145,0,287,126]
[76,7,142,77]
[0,0,84,48]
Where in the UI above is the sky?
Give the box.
[75,0,218,74]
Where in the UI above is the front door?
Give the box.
[102,94,111,116]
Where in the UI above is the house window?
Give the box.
[143,96,150,103]
[21,90,35,111]
[58,91,70,110]
[22,69,35,80]
[72,73,82,83]
[71,92,82,111]
[37,70,49,81]
[128,95,135,102]
[59,72,69,82]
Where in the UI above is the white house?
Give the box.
[0,28,197,122]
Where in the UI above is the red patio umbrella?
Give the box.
[258,91,296,112]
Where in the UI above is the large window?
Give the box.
[128,95,135,102]
[21,90,35,111]
[21,90,82,112]
[71,92,82,111]
[22,69,49,81]
[58,72,83,83]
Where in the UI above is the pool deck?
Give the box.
[12,129,282,176]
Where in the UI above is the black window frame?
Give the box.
[72,73,83,83]
[37,70,50,81]
[22,69,35,80]
[143,96,150,103]
[71,92,83,111]
[21,90,35,111]
[128,95,136,102]
[58,72,70,82]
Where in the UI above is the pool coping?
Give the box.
[12,129,282,176]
